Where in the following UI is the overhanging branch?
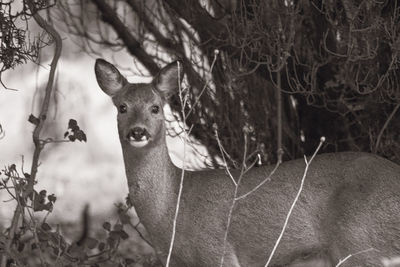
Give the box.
[92,0,160,75]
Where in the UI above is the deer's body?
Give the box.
[95,59,400,266]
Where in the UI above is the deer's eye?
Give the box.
[119,104,127,114]
[151,105,160,114]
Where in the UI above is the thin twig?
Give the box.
[166,61,185,267]
[184,50,219,120]
[215,130,237,186]
[335,248,376,267]
[276,70,283,163]
[219,188,237,267]
[374,103,400,153]
[235,160,280,200]
[219,134,249,267]
[264,137,325,267]
[128,221,153,248]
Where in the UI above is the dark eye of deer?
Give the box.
[151,105,160,114]
[119,104,127,114]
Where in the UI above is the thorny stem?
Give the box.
[264,137,325,267]
[0,2,62,267]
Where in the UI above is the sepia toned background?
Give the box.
[0,38,209,225]
[1,1,400,266]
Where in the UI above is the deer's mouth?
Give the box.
[128,135,150,147]
[126,128,151,148]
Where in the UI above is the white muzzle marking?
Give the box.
[129,135,149,147]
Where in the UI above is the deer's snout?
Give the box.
[127,127,150,141]
[125,127,151,148]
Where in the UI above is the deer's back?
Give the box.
[174,152,400,266]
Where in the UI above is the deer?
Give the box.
[94,58,400,267]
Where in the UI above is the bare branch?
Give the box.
[264,137,325,267]
[374,103,400,153]
[0,1,62,266]
[91,0,160,75]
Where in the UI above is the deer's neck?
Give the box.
[121,141,180,224]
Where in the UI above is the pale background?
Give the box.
[0,36,211,226]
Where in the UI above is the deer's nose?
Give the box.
[127,127,149,140]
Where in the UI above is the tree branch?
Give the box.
[91,0,160,75]
[126,0,180,56]
[164,0,226,41]
[0,1,62,266]
[27,1,62,196]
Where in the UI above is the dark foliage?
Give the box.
[57,0,400,165]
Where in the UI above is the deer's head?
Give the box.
[95,59,183,149]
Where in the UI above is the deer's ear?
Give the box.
[153,61,184,99]
[95,59,127,96]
